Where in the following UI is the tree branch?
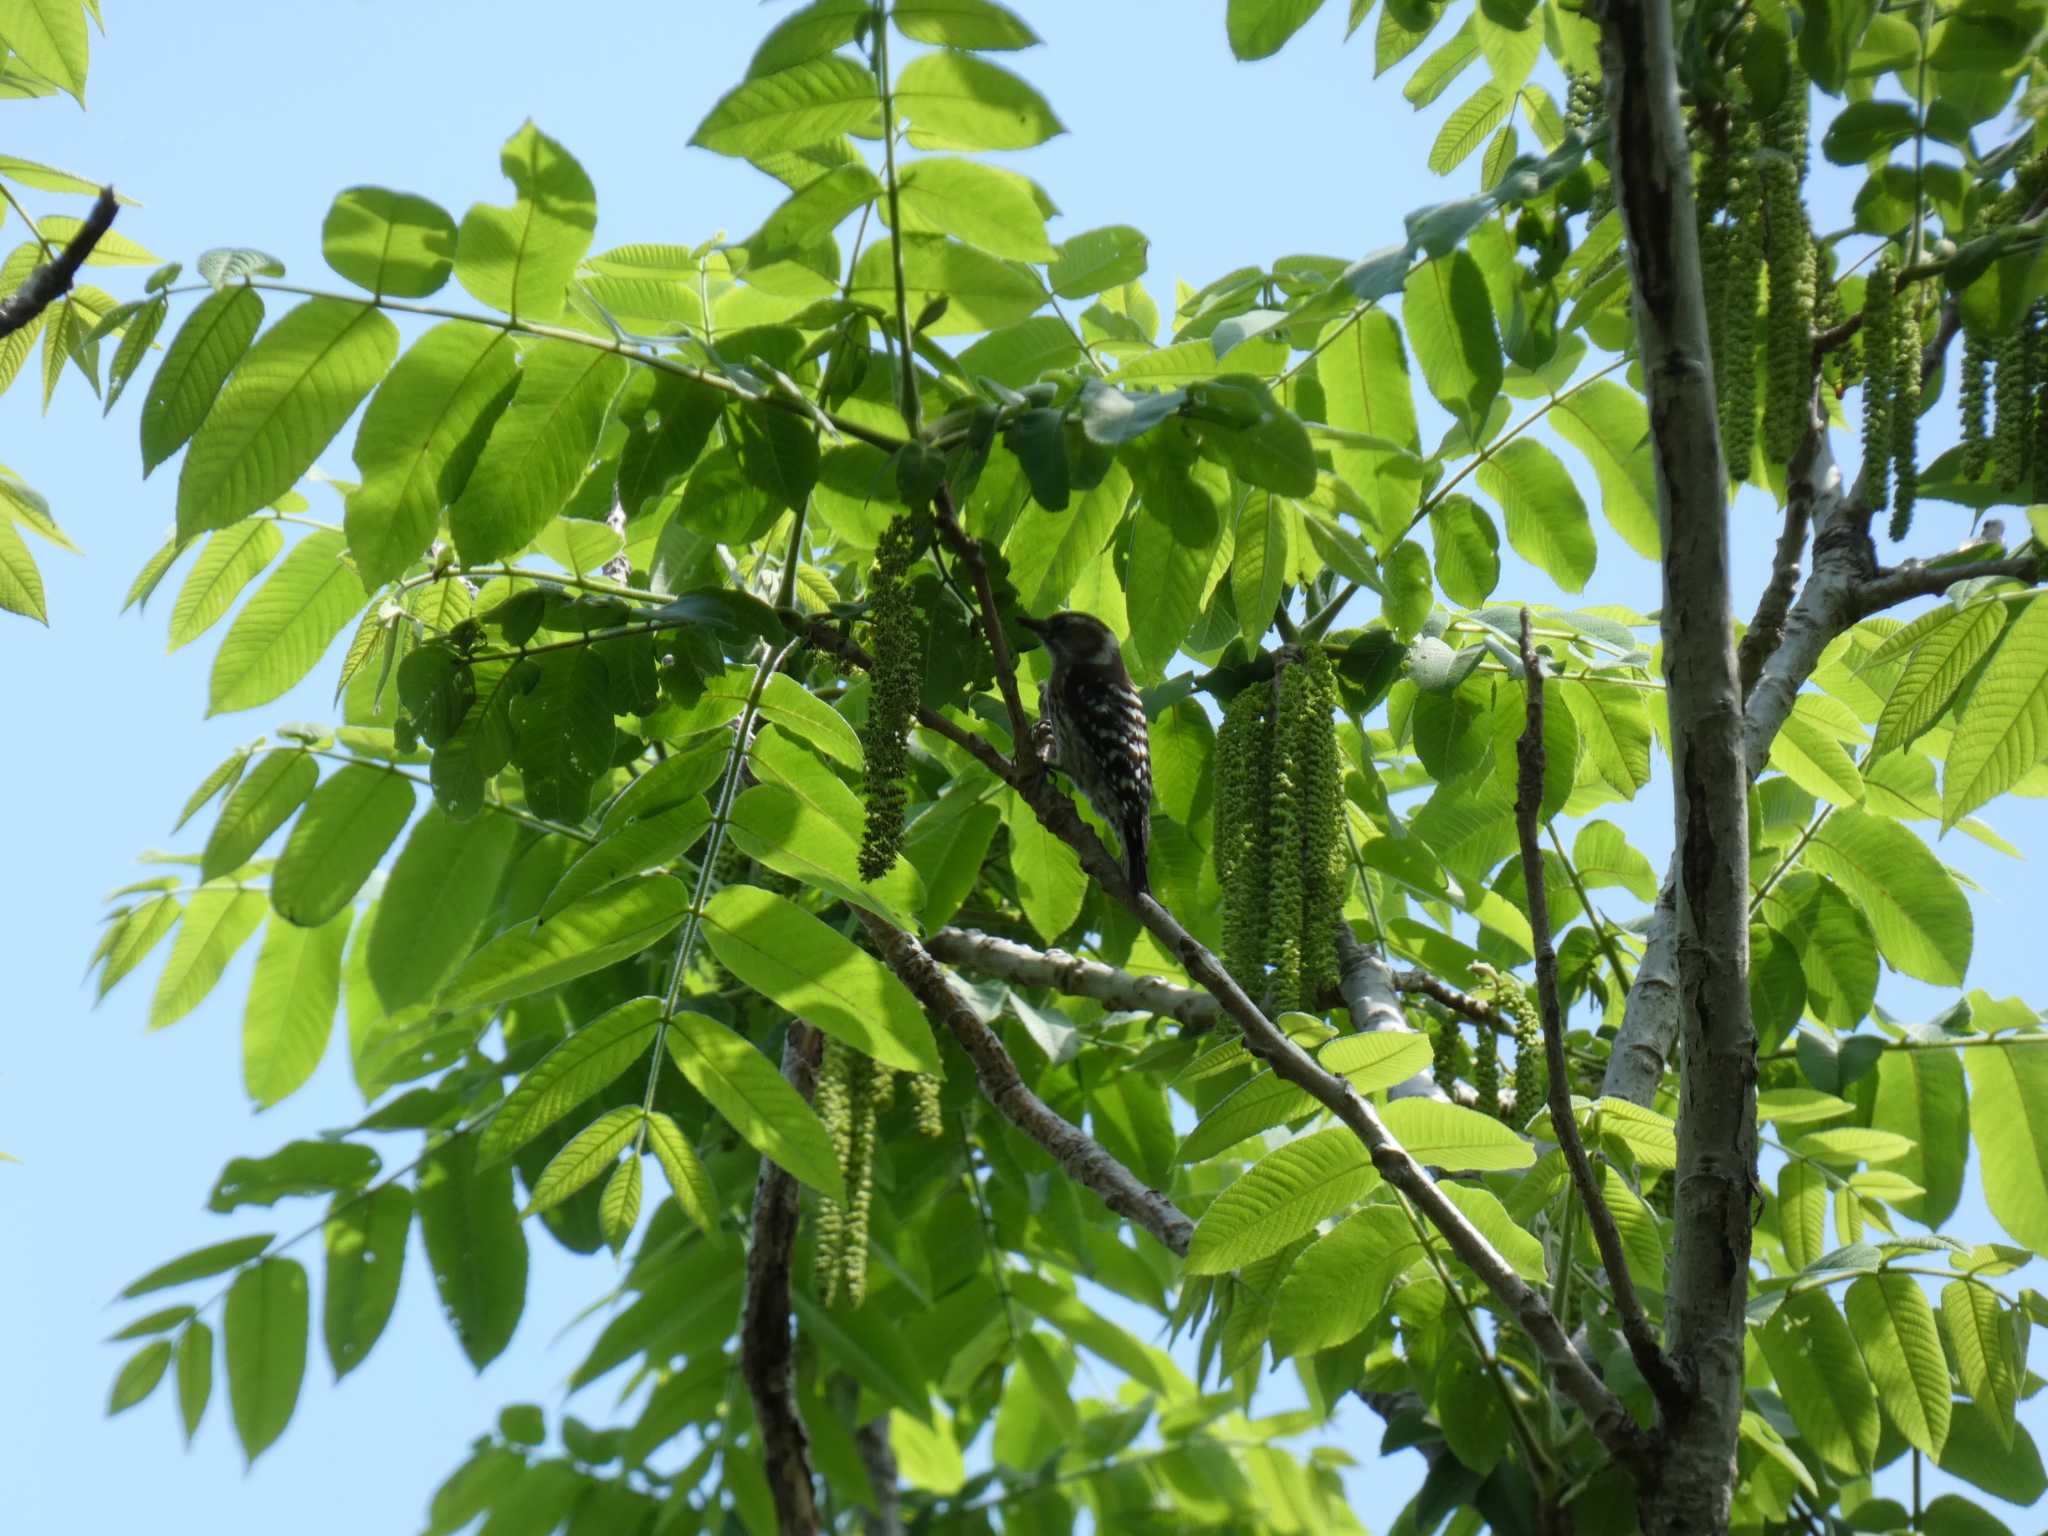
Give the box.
[0,185,117,340]
[740,1024,822,1536]
[1335,924,1444,1102]
[857,910,1197,1257]
[1515,610,1685,1413]
[927,925,1223,1030]
[932,482,1036,757]
[855,1418,903,1536]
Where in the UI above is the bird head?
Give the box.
[1017,610,1123,667]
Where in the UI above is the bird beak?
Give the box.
[1015,614,1046,636]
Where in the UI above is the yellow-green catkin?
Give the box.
[857,512,926,882]
[1889,280,1924,542]
[1264,676,1305,1014]
[1700,116,1765,477]
[812,1036,854,1303]
[814,1040,891,1308]
[1431,1012,1467,1089]
[1961,331,1993,480]
[1860,256,1899,515]
[1760,70,1815,466]
[910,1072,943,1138]
[1216,685,1274,994]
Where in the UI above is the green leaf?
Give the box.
[1186,1127,1380,1274]
[243,910,350,1107]
[1179,1072,1319,1163]
[223,1258,309,1465]
[123,529,185,614]
[107,1305,197,1342]
[744,161,880,263]
[150,883,267,1030]
[1771,700,1865,806]
[1759,1289,1879,1477]
[1938,1404,2047,1506]
[1381,1097,1535,1169]
[849,234,1047,336]
[1943,598,2048,828]
[168,520,282,652]
[729,782,924,933]
[322,186,458,298]
[454,122,598,320]
[139,286,264,476]
[322,1185,411,1381]
[481,997,662,1165]
[208,529,371,714]
[1000,789,1088,944]
[1943,1279,2018,1447]
[1227,0,1329,59]
[1550,379,1660,558]
[175,298,399,539]
[895,0,1041,48]
[1783,877,1879,1033]
[176,1322,212,1442]
[438,876,692,1012]
[1561,678,1652,799]
[1268,1205,1420,1356]
[665,1012,847,1201]
[1778,1159,1826,1270]
[1966,1040,2048,1254]
[208,1140,378,1212]
[541,801,710,920]
[1047,225,1149,300]
[1845,1272,1950,1458]
[1475,438,1595,592]
[448,342,626,564]
[367,806,521,1011]
[416,1133,527,1370]
[509,649,613,821]
[895,50,1064,151]
[1383,538,1433,638]
[1428,495,1499,606]
[1804,808,1971,985]
[1430,83,1509,174]
[1873,597,2005,755]
[346,324,520,588]
[645,1110,720,1233]
[599,1153,642,1253]
[108,1339,173,1415]
[104,294,165,416]
[1402,251,1501,440]
[699,884,941,1075]
[0,0,89,100]
[690,56,881,159]
[891,157,1053,260]
[1572,819,1657,902]
[94,894,181,1000]
[119,1234,274,1299]
[270,764,414,927]
[525,1106,641,1214]
[0,515,45,620]
[1437,1180,1548,1283]
[197,248,286,288]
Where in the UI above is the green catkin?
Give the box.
[1760,71,1815,467]
[1961,331,1992,480]
[1990,314,2035,492]
[857,512,926,882]
[1263,677,1304,1014]
[910,1073,943,1138]
[1889,281,1924,542]
[1216,686,1273,995]
[1860,257,1899,515]
[1472,1024,1502,1121]
[1721,121,1765,477]
[1431,1012,1462,1089]
[1292,648,1345,1008]
[838,1054,886,1308]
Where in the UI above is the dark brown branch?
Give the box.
[1738,437,1814,700]
[1394,969,1507,1033]
[1851,551,2042,614]
[740,1024,822,1536]
[0,185,118,340]
[1515,610,1685,1413]
[857,910,1196,1256]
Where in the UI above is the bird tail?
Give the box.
[1124,815,1151,896]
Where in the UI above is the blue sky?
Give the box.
[2,2,2044,1532]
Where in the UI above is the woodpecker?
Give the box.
[1016,610,1153,895]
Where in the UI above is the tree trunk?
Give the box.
[1591,1,1759,1528]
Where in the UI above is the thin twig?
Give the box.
[1514,608,1686,1414]
[931,482,1034,759]
[0,185,118,339]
